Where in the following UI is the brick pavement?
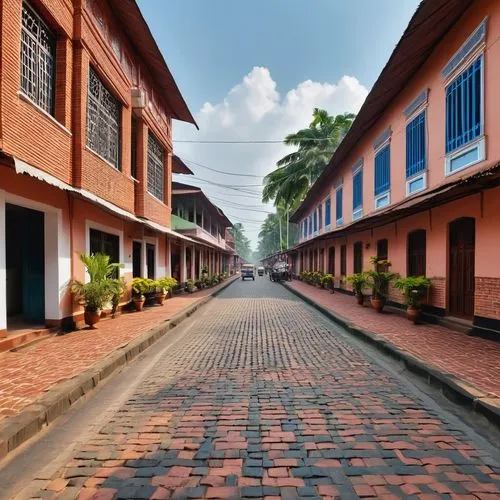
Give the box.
[0,280,234,422]
[27,279,500,499]
[286,280,500,400]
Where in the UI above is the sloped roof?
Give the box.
[110,0,197,127]
[172,155,194,175]
[292,0,475,221]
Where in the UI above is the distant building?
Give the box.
[289,0,500,337]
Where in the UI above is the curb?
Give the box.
[283,282,500,428]
[0,277,237,461]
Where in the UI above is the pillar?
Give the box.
[191,244,196,280]
[0,191,6,337]
[180,243,187,283]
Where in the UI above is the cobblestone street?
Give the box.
[4,278,500,499]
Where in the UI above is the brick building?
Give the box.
[290,0,500,336]
[0,0,201,336]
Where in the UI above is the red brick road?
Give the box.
[0,281,232,421]
[287,280,500,399]
[25,278,499,499]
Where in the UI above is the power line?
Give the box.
[179,156,264,178]
[174,138,333,144]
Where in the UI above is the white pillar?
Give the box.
[0,190,6,336]
[166,237,172,278]
[191,244,196,280]
[180,243,187,283]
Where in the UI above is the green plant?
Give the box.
[70,253,124,312]
[201,265,209,275]
[346,272,368,295]
[131,277,150,297]
[186,279,195,291]
[110,277,127,316]
[366,257,398,299]
[394,276,431,308]
[158,277,178,293]
[321,274,334,289]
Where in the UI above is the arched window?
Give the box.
[407,230,426,276]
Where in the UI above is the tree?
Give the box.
[256,210,299,260]
[229,223,252,262]
[262,109,355,209]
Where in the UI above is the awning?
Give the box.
[13,157,194,241]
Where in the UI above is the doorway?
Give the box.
[328,247,335,275]
[6,204,45,326]
[146,244,156,279]
[132,241,142,278]
[449,217,475,318]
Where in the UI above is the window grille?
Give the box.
[406,112,426,178]
[325,198,331,226]
[445,56,482,154]
[147,132,164,201]
[374,145,390,196]
[21,2,55,114]
[336,187,343,224]
[353,168,363,210]
[87,67,121,169]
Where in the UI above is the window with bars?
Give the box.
[325,197,331,227]
[352,168,363,218]
[147,132,164,201]
[406,111,426,178]
[336,187,343,225]
[318,204,323,230]
[309,215,313,236]
[374,145,390,196]
[20,2,56,115]
[131,117,138,179]
[313,209,318,232]
[445,56,482,154]
[303,219,307,238]
[87,68,121,169]
[89,229,120,278]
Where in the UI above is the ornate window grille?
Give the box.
[147,132,164,201]
[86,67,121,169]
[20,2,55,114]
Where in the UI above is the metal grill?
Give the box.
[86,68,121,169]
[374,145,390,195]
[147,132,164,201]
[21,3,55,114]
[406,111,426,178]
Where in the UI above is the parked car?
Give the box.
[241,264,255,280]
[257,266,265,276]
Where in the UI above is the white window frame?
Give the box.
[445,136,486,177]
[406,171,427,196]
[374,191,391,210]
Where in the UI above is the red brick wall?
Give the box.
[475,277,500,319]
[429,277,446,309]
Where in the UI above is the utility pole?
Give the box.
[286,205,289,249]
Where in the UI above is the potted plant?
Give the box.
[346,272,368,305]
[131,277,148,311]
[110,277,127,318]
[71,253,123,328]
[186,279,196,293]
[366,257,398,313]
[394,276,431,323]
[321,274,334,293]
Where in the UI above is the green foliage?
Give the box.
[230,223,252,262]
[346,272,369,295]
[186,279,195,291]
[321,274,334,289]
[366,257,398,299]
[263,109,355,208]
[71,253,124,312]
[158,277,178,293]
[394,276,431,308]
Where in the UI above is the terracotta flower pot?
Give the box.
[370,297,385,313]
[134,297,145,311]
[355,293,364,305]
[156,293,166,306]
[84,309,101,328]
[407,306,422,324]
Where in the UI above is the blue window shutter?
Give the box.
[336,188,343,221]
[445,56,482,153]
[313,210,317,232]
[374,145,390,195]
[406,112,426,178]
[309,215,313,235]
[325,198,331,226]
[353,170,363,209]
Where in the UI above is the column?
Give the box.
[191,244,196,280]
[180,243,187,283]
[0,191,6,337]
[166,237,172,278]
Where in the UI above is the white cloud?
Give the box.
[173,67,369,249]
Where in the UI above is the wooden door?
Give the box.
[449,218,475,318]
[328,247,335,275]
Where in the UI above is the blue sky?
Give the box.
[137,0,421,247]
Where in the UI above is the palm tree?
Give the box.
[230,223,252,261]
[262,109,355,208]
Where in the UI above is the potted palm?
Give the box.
[186,279,196,293]
[131,277,148,311]
[71,253,123,328]
[110,277,127,318]
[366,257,398,313]
[346,272,368,305]
[321,274,334,293]
[394,276,431,323]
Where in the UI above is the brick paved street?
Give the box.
[7,278,500,499]
[286,281,500,399]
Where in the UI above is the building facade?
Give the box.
[0,0,198,336]
[291,0,500,336]
[171,182,236,282]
